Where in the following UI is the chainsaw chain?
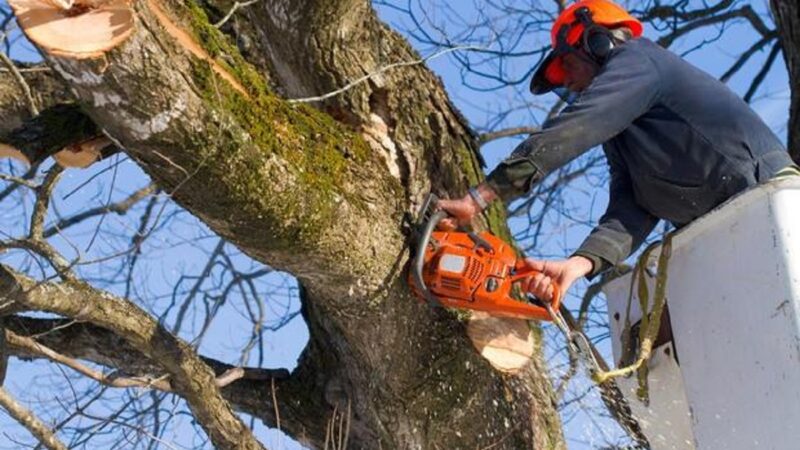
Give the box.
[543,301,651,448]
[544,302,602,378]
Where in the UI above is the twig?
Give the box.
[0,387,69,450]
[30,165,63,240]
[342,399,351,450]
[0,66,51,73]
[743,41,781,103]
[213,0,260,28]
[43,183,157,238]
[61,156,130,201]
[152,150,189,177]
[214,367,244,388]
[6,331,174,391]
[288,45,485,103]
[478,126,539,145]
[0,173,37,189]
[0,162,41,203]
[0,39,38,116]
[271,377,281,432]
[324,404,336,450]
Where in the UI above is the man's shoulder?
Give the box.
[611,37,679,76]
[617,37,663,56]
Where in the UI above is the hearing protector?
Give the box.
[573,6,616,63]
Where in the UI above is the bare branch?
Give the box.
[5,330,173,391]
[657,6,774,48]
[478,126,538,145]
[720,32,778,83]
[0,265,267,450]
[30,165,62,240]
[43,183,158,238]
[213,0,260,28]
[744,41,782,103]
[0,172,37,189]
[288,45,485,103]
[0,387,68,450]
[0,49,38,116]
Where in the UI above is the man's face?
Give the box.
[561,51,599,93]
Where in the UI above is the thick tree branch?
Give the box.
[771,0,800,162]
[6,0,562,447]
[0,265,266,450]
[3,314,333,449]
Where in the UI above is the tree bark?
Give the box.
[772,0,800,162]
[5,0,564,448]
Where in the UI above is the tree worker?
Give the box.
[437,0,799,301]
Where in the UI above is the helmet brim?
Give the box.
[530,50,567,95]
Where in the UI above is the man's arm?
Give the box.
[573,147,659,278]
[486,43,662,202]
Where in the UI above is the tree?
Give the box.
[0,0,795,449]
[772,0,800,162]
[1,0,562,448]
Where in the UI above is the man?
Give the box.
[438,0,797,301]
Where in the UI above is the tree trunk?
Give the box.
[5,0,564,448]
[772,0,800,162]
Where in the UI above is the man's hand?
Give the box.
[436,183,498,230]
[436,195,478,230]
[518,255,594,302]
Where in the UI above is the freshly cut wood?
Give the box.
[52,136,109,168]
[8,0,135,59]
[44,0,73,10]
[0,143,29,166]
[467,312,534,373]
[144,0,247,96]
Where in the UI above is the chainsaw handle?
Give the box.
[508,269,562,309]
[413,209,449,307]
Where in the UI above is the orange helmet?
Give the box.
[530,0,643,95]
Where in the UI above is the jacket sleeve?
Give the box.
[486,42,662,201]
[572,146,659,278]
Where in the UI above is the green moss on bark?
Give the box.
[172,0,385,250]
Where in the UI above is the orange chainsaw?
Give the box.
[409,194,560,321]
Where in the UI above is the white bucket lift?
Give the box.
[603,178,800,450]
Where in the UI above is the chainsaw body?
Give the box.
[410,195,560,321]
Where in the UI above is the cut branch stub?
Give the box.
[467,312,535,373]
[8,0,135,59]
[52,136,110,168]
[0,144,29,166]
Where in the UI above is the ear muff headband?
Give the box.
[574,6,615,62]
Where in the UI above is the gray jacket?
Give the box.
[486,37,792,277]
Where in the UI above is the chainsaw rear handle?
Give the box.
[509,268,562,310]
[413,209,449,307]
